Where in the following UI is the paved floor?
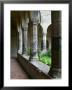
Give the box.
[11,58,29,79]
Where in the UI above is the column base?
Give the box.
[41,49,47,54]
[30,54,39,61]
[18,50,22,54]
[49,68,61,78]
[22,52,28,56]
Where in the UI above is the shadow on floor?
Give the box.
[11,58,30,79]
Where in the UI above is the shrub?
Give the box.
[27,48,52,66]
[40,55,51,65]
[38,49,52,66]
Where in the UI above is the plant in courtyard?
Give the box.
[27,48,52,65]
[38,49,52,66]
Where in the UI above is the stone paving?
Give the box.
[11,58,29,79]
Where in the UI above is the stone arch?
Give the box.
[47,24,52,50]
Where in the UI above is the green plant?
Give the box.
[38,49,52,66]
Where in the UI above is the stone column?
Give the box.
[22,18,29,55]
[49,11,61,78]
[17,24,23,54]
[32,21,38,59]
[30,11,40,60]
[42,32,47,52]
[40,11,51,53]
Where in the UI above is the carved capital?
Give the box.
[17,24,22,33]
[22,18,29,29]
[30,11,40,24]
[40,11,51,31]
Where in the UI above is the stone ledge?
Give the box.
[30,60,51,74]
[17,53,52,79]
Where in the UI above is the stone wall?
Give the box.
[17,53,51,79]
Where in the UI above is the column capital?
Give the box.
[22,18,29,29]
[33,18,39,25]
[23,27,28,31]
[30,11,40,25]
[17,24,22,32]
[40,11,51,33]
[25,18,29,24]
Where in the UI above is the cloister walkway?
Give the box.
[11,58,30,79]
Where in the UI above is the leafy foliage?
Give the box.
[27,48,52,66]
[38,49,52,65]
